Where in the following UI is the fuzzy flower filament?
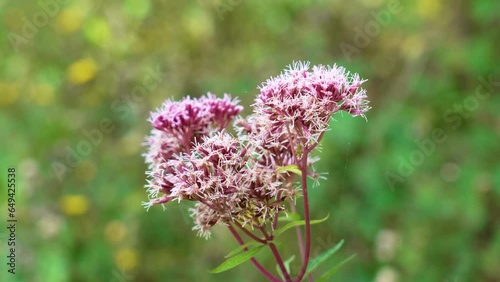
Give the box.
[255,61,370,157]
[175,133,294,238]
[144,93,242,208]
[142,61,370,282]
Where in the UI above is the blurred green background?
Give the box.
[1,0,499,281]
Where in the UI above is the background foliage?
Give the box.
[0,0,499,281]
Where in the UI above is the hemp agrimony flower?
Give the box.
[182,132,292,238]
[255,61,369,154]
[144,93,242,207]
[143,62,369,282]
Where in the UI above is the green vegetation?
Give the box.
[0,0,498,281]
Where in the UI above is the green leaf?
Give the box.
[210,245,265,273]
[224,241,263,258]
[276,255,295,281]
[317,254,356,282]
[278,212,301,222]
[276,165,302,176]
[274,214,329,237]
[305,240,344,276]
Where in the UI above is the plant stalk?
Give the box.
[227,225,280,282]
[294,153,312,282]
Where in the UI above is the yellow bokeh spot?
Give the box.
[0,81,19,107]
[75,160,97,182]
[67,58,98,85]
[114,248,138,271]
[401,35,425,60]
[105,221,127,245]
[184,9,214,41]
[119,133,142,156]
[417,0,442,20]
[60,195,89,216]
[56,8,83,34]
[31,83,55,106]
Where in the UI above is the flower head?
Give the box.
[150,131,295,238]
[142,62,370,240]
[254,61,370,149]
[144,93,242,206]
[149,93,242,151]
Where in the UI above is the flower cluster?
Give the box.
[147,130,295,238]
[254,61,369,152]
[183,133,294,238]
[143,62,369,239]
[144,93,242,206]
[149,93,242,156]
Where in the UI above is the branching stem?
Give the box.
[227,225,280,282]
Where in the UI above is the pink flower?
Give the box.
[150,93,242,151]
[254,61,370,150]
[142,62,370,240]
[143,93,242,208]
[152,132,294,238]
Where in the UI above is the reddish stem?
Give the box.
[294,153,312,282]
[259,227,292,282]
[307,131,325,152]
[269,243,292,282]
[227,225,280,282]
[285,123,299,165]
[290,201,312,282]
[289,199,305,263]
[273,209,280,231]
[234,222,267,244]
